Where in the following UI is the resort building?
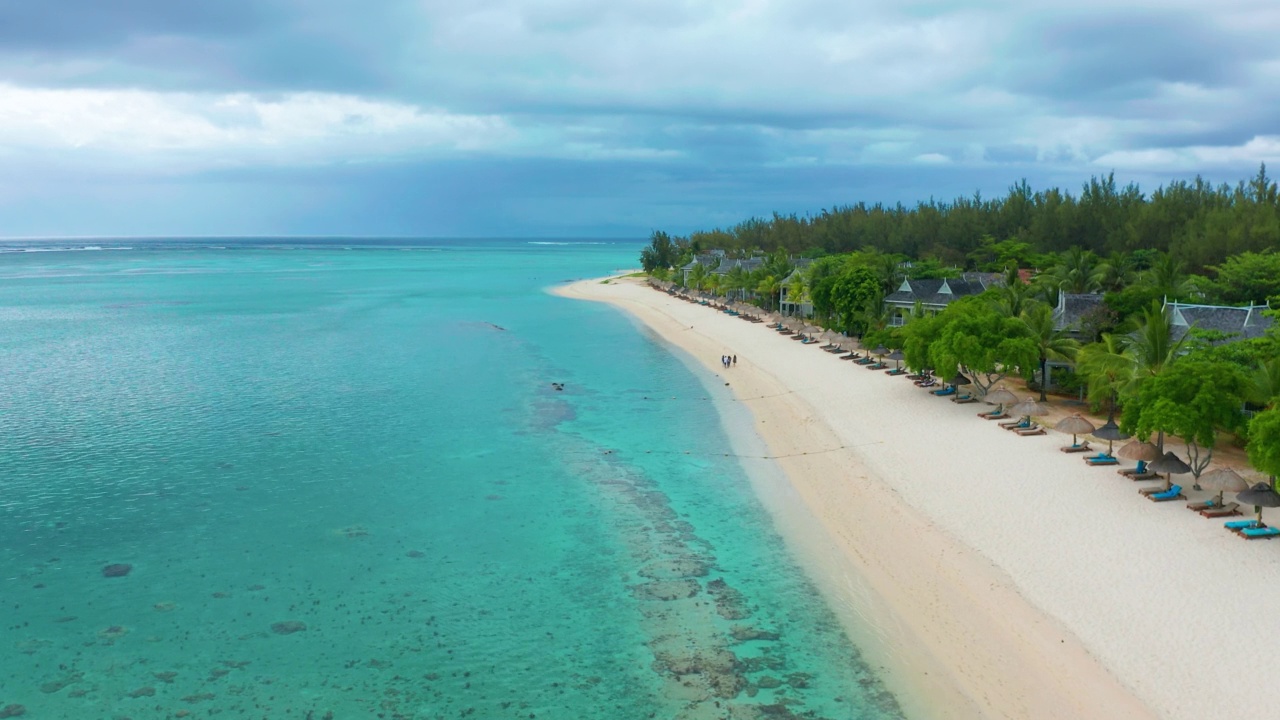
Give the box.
[884,272,1002,325]
[780,258,815,317]
[1052,292,1106,340]
[1164,299,1274,343]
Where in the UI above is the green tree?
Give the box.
[829,264,881,334]
[1019,302,1081,401]
[639,231,677,273]
[1123,358,1247,487]
[1247,408,1280,483]
[928,297,1036,396]
[1210,250,1280,305]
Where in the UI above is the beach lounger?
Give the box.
[1225,519,1259,530]
[1014,425,1044,436]
[1001,419,1032,431]
[865,362,887,370]
[1196,502,1241,518]
[885,368,908,376]
[856,357,875,365]
[1241,527,1280,539]
[1085,455,1119,466]
[951,394,976,403]
[914,378,937,387]
[1147,485,1185,501]
[841,353,861,360]
[1118,461,1150,477]
[1059,442,1091,453]
[980,412,1008,421]
[932,386,957,396]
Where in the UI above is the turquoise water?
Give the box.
[0,239,904,719]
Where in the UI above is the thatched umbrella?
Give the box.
[1117,440,1160,476]
[984,387,1019,413]
[1090,416,1131,456]
[887,349,905,371]
[1009,397,1048,419]
[1236,481,1280,524]
[1199,467,1250,507]
[1053,414,1096,446]
[1149,451,1192,491]
[872,345,889,361]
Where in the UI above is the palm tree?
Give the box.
[1118,301,1189,452]
[687,263,708,291]
[1019,302,1081,401]
[786,272,808,317]
[1042,247,1105,294]
[1098,253,1138,292]
[1077,333,1136,416]
[993,281,1030,318]
[1125,301,1187,380]
[1141,252,1196,301]
[756,275,782,312]
[1246,358,1280,409]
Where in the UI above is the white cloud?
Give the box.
[0,84,513,165]
[1094,135,1280,170]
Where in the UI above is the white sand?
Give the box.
[559,275,1280,720]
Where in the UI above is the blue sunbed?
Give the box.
[1225,520,1260,530]
[1149,485,1183,501]
[932,386,956,396]
[1241,527,1280,539]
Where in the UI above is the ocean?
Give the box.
[0,239,905,719]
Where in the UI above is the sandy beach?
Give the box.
[558,275,1280,720]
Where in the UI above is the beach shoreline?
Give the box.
[557,274,1279,720]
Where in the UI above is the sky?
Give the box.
[1,0,1278,238]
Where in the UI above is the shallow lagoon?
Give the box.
[0,240,903,719]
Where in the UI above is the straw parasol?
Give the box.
[1117,440,1160,461]
[1009,397,1048,420]
[1236,481,1280,524]
[1149,451,1192,491]
[872,345,889,360]
[1053,414,1096,446]
[1199,467,1249,505]
[1117,440,1160,475]
[1090,416,1131,456]
[887,349,905,371]
[984,387,1019,412]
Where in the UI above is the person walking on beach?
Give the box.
[732,355,737,366]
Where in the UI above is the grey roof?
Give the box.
[680,254,721,272]
[713,257,765,275]
[1054,293,1105,332]
[884,276,992,307]
[1167,301,1274,342]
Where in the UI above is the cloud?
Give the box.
[0,84,512,169]
[1,0,1279,236]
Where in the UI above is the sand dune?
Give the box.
[559,276,1278,720]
